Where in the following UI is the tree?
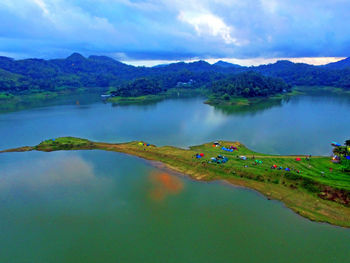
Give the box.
[345,140,350,146]
[222,93,230,100]
[333,146,348,156]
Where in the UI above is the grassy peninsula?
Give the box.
[2,136,350,227]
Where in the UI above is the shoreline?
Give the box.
[1,86,349,115]
[1,136,350,228]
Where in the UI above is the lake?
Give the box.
[0,92,350,262]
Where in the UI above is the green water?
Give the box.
[0,93,350,262]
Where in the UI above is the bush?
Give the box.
[284,172,302,180]
[254,175,265,182]
[222,93,230,100]
[272,179,279,184]
[301,178,320,193]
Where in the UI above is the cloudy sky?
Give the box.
[0,0,349,65]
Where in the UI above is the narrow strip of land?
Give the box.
[1,137,350,227]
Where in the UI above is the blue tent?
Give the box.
[331,141,341,147]
[221,147,233,152]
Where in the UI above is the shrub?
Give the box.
[301,178,320,193]
[272,179,279,184]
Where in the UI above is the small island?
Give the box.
[2,136,350,228]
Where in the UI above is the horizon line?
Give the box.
[0,51,346,67]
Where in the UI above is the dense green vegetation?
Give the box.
[209,71,291,97]
[252,60,350,88]
[110,77,164,97]
[1,53,350,101]
[36,137,94,151]
[2,136,350,227]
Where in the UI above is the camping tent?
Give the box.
[222,147,233,152]
[296,158,301,161]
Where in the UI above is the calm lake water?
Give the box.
[0,93,350,262]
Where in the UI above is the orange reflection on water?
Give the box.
[149,171,184,202]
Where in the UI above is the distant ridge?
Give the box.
[1,52,350,93]
[214,60,242,68]
[324,57,350,69]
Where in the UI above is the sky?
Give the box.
[0,0,349,66]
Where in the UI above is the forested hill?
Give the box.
[0,53,349,96]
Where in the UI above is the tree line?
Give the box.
[0,53,349,97]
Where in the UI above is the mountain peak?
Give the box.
[66,52,86,61]
[214,60,241,68]
[275,60,294,65]
[191,60,210,65]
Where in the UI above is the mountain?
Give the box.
[0,53,350,93]
[66,52,86,62]
[214,60,242,68]
[157,60,214,72]
[324,57,350,69]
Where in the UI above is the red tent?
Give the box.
[296,158,301,161]
[200,153,204,157]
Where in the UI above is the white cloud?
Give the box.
[260,0,278,13]
[0,155,96,191]
[123,57,346,67]
[178,11,240,45]
[1,0,350,59]
[32,0,49,15]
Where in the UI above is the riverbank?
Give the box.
[2,136,350,227]
[294,86,350,96]
[0,90,60,113]
[204,86,350,113]
[1,86,349,114]
[108,86,350,111]
[107,88,208,105]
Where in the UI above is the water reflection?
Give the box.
[1,93,350,157]
[148,171,184,202]
[0,155,96,191]
[212,97,285,116]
